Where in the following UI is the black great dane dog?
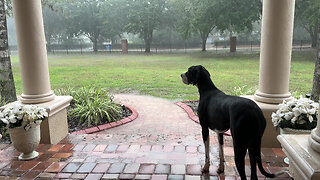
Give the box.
[181,65,284,180]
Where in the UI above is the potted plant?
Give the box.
[0,102,48,160]
[272,96,319,134]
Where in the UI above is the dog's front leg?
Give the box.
[202,129,210,173]
[217,133,225,174]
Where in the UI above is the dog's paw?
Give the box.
[201,168,209,174]
[201,165,210,174]
[216,167,224,174]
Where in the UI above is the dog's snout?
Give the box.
[180,74,183,78]
[181,73,189,85]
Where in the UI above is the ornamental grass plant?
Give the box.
[56,87,123,127]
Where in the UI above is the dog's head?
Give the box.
[181,65,211,85]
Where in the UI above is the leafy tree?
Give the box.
[100,0,128,44]
[295,0,320,48]
[311,17,320,102]
[213,0,261,34]
[124,0,171,53]
[173,0,260,51]
[43,7,64,52]
[0,0,16,103]
[173,0,217,51]
[66,0,106,52]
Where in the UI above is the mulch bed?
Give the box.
[183,100,199,115]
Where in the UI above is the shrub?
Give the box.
[232,85,257,96]
[56,87,123,126]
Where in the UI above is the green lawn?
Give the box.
[10,50,316,101]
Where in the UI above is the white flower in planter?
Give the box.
[272,96,318,130]
[0,102,48,133]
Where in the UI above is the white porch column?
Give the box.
[244,0,295,147]
[12,0,55,104]
[12,0,72,144]
[254,0,294,104]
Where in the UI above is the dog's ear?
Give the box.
[187,65,211,85]
[187,66,201,85]
[200,65,211,78]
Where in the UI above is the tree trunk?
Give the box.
[311,29,317,48]
[200,30,209,52]
[199,29,211,51]
[144,30,152,53]
[201,38,206,51]
[0,0,17,103]
[306,23,318,48]
[145,38,151,53]
[311,18,320,102]
[46,37,52,53]
[93,39,98,53]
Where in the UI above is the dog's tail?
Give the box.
[256,149,286,178]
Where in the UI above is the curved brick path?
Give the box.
[0,94,290,179]
[101,94,203,145]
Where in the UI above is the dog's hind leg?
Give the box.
[248,148,258,180]
[234,145,248,180]
[201,128,210,173]
[217,133,225,174]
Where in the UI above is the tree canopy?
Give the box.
[23,0,319,53]
[172,0,217,51]
[295,0,320,47]
[66,0,106,52]
[172,0,261,51]
[124,0,171,52]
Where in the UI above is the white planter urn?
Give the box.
[9,125,40,160]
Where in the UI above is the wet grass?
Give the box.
[10,50,316,101]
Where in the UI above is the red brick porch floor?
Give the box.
[0,94,291,180]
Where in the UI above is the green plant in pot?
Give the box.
[0,103,48,160]
[272,97,318,134]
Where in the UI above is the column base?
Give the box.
[20,90,56,104]
[254,90,293,104]
[242,95,280,147]
[37,96,73,144]
[278,134,320,180]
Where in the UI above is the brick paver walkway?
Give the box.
[0,94,290,179]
